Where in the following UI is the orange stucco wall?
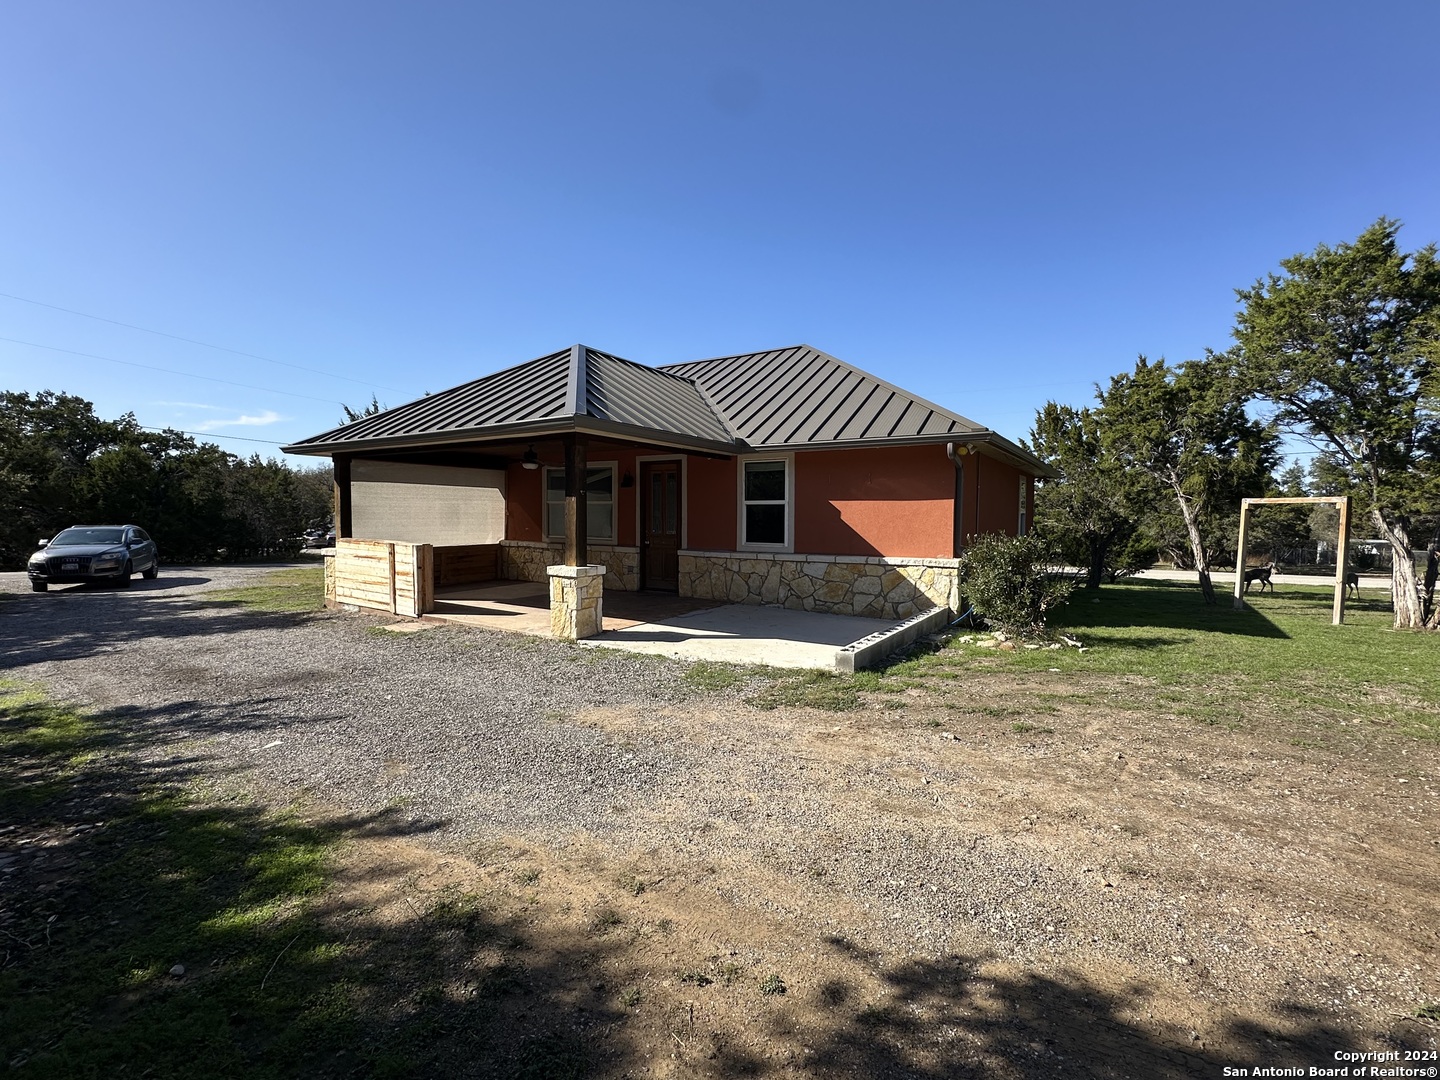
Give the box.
[504,451,640,546]
[969,452,1028,538]
[684,456,738,551]
[505,463,543,541]
[502,443,1033,559]
[793,445,955,558]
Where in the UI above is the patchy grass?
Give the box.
[0,682,341,1077]
[749,670,863,712]
[683,660,746,691]
[758,973,787,996]
[202,566,325,612]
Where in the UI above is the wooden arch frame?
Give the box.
[1233,495,1352,624]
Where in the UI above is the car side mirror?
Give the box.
[38,539,49,548]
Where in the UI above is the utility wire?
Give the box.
[0,289,404,393]
[137,425,288,446]
[0,336,345,405]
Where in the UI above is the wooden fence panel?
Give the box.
[334,538,434,616]
[433,544,500,587]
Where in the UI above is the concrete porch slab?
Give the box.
[582,604,902,670]
[425,580,722,636]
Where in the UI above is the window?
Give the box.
[544,465,615,543]
[1018,476,1028,536]
[741,457,790,549]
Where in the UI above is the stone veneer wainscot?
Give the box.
[678,550,959,620]
[501,540,639,592]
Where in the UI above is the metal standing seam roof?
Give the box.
[282,345,734,452]
[280,342,1042,469]
[658,344,987,448]
[583,348,733,444]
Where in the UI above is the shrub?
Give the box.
[957,532,1075,637]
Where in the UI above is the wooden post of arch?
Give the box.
[1232,495,1352,624]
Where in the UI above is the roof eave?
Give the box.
[741,431,1054,476]
[281,417,738,458]
[954,432,1056,478]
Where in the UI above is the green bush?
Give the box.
[957,532,1075,637]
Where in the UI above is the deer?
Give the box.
[1344,570,1359,599]
[1243,562,1275,594]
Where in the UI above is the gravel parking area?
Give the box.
[3,566,1435,1077]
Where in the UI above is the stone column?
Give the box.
[547,564,605,641]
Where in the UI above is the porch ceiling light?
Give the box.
[522,445,540,470]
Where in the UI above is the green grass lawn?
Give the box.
[878,580,1439,739]
[202,566,325,612]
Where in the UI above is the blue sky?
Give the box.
[3,1,1438,467]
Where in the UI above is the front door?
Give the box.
[641,461,681,591]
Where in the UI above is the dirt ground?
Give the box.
[261,675,1438,1078]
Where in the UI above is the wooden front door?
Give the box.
[641,461,681,591]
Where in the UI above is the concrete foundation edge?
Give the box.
[834,606,953,674]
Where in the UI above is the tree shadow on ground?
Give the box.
[0,690,639,1079]
[1055,580,1291,640]
[753,934,1384,1079]
[0,585,324,667]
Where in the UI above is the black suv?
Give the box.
[27,525,160,592]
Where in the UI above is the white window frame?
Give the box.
[543,461,617,544]
[737,452,794,553]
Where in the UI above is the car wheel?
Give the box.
[118,561,133,588]
[142,561,158,580]
[31,581,47,592]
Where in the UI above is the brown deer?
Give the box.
[1243,562,1275,594]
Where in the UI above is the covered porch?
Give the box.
[322,420,717,641]
[418,578,950,672]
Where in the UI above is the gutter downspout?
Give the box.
[946,443,969,558]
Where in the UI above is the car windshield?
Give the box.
[50,528,126,546]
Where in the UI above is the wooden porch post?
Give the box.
[334,454,353,539]
[563,433,588,567]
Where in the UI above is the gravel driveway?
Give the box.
[3,565,1435,1077]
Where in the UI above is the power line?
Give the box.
[137,425,288,446]
[0,336,345,405]
[0,289,404,393]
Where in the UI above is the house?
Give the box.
[281,344,1050,637]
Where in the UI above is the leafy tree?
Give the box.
[1026,402,1152,588]
[0,392,129,565]
[340,395,385,424]
[1229,218,1440,628]
[1098,356,1277,603]
[0,390,341,569]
